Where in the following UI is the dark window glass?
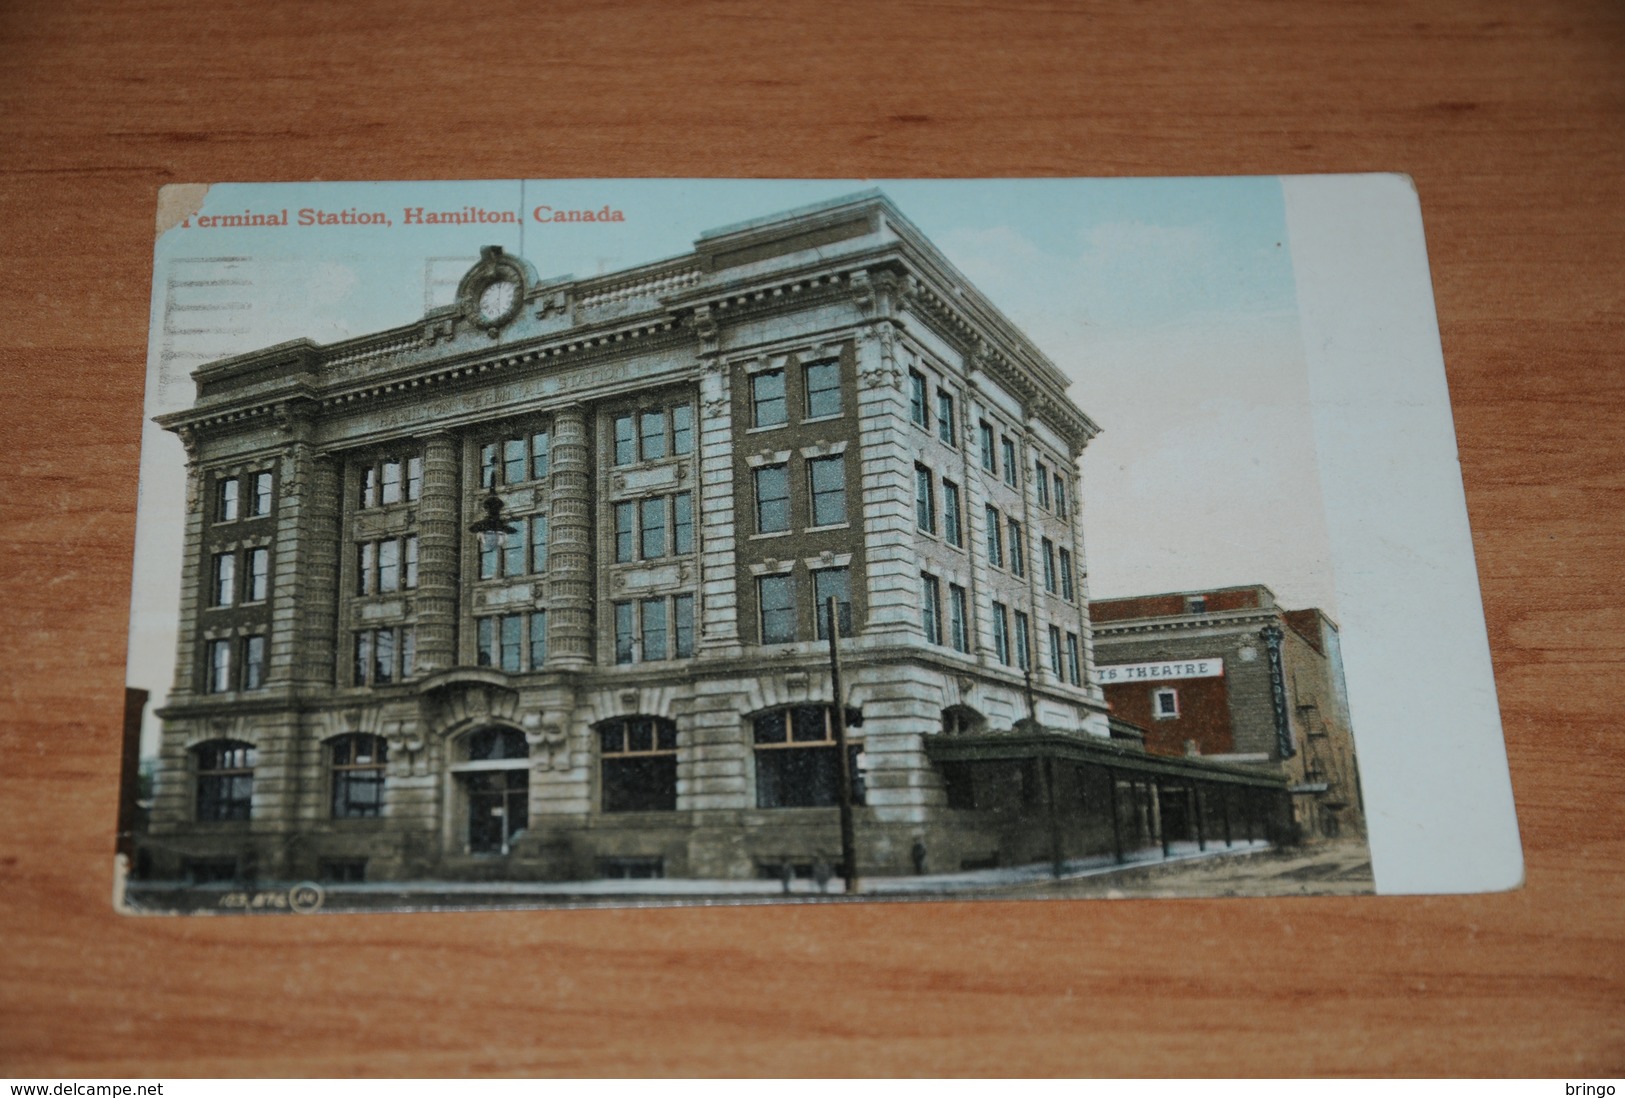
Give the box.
[673,594,695,658]
[195,740,255,821]
[943,480,963,547]
[614,601,635,664]
[374,627,395,684]
[909,370,928,427]
[949,584,970,653]
[331,734,387,819]
[753,707,865,809]
[1059,548,1075,601]
[759,574,796,644]
[671,405,694,455]
[1066,633,1082,685]
[985,506,1003,567]
[755,464,789,533]
[476,617,495,667]
[465,768,527,854]
[673,492,694,554]
[992,602,1010,665]
[1054,473,1068,518]
[1002,437,1018,487]
[914,464,935,532]
[979,422,996,473]
[640,497,667,559]
[922,573,942,644]
[1013,611,1031,671]
[809,457,846,527]
[752,370,787,428]
[466,726,529,761]
[243,635,266,690]
[641,598,668,662]
[613,502,635,564]
[381,459,402,505]
[1035,461,1051,508]
[1042,537,1057,592]
[613,414,636,466]
[805,360,842,418]
[1048,625,1064,676]
[813,567,851,640]
[600,717,679,813]
[1008,519,1024,577]
[529,611,547,668]
[937,391,956,445]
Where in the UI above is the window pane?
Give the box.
[805,360,841,418]
[530,515,548,572]
[985,507,1003,567]
[752,370,787,428]
[914,465,934,532]
[937,391,955,445]
[1042,538,1056,592]
[1054,473,1068,518]
[243,635,266,689]
[1008,519,1024,577]
[406,456,422,501]
[614,602,635,664]
[673,493,693,554]
[909,371,928,426]
[1014,612,1031,670]
[949,585,969,652]
[921,573,942,644]
[378,538,400,593]
[217,477,239,522]
[992,603,1009,664]
[502,438,526,484]
[208,639,232,693]
[1035,461,1050,507]
[374,627,395,684]
[1002,438,1018,486]
[354,631,372,683]
[529,611,547,668]
[480,443,498,488]
[640,497,667,559]
[753,711,787,744]
[602,754,677,813]
[1049,625,1063,675]
[755,464,789,533]
[613,414,636,466]
[813,567,851,640]
[381,460,402,504]
[641,598,668,661]
[404,536,418,588]
[671,405,693,455]
[531,431,550,479]
[500,615,522,672]
[1060,549,1074,601]
[503,522,525,577]
[943,481,962,547]
[759,574,796,644]
[251,472,272,516]
[613,502,635,563]
[810,457,846,527]
[639,411,667,461]
[476,618,494,667]
[673,594,695,658]
[979,422,996,472]
[479,533,498,580]
[248,547,269,602]
[214,552,235,607]
[1067,633,1081,685]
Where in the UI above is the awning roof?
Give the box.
[924,731,1288,790]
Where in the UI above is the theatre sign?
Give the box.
[1095,658,1224,684]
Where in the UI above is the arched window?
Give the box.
[752,706,864,809]
[455,727,529,854]
[194,740,255,821]
[329,734,388,819]
[597,716,678,813]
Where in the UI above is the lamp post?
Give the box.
[468,489,517,553]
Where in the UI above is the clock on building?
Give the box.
[458,246,529,334]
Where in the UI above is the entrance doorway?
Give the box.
[455,726,530,855]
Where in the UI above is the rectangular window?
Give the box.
[936,390,956,446]
[499,614,522,673]
[1054,472,1067,518]
[614,602,635,664]
[641,598,669,662]
[530,516,548,572]
[1014,611,1031,671]
[502,523,525,578]
[921,573,942,645]
[613,501,635,564]
[914,464,935,533]
[216,477,240,522]
[500,439,523,485]
[992,602,1010,665]
[1066,632,1082,685]
[949,584,970,653]
[1001,437,1018,487]
[755,464,789,534]
[673,492,694,554]
[529,611,547,669]
[1008,518,1024,577]
[985,506,1003,567]
[600,718,679,814]
[752,707,866,809]
[813,567,851,640]
[979,421,996,473]
[478,530,498,580]
[406,456,423,501]
[212,552,236,607]
[908,369,929,427]
[207,638,232,693]
[942,480,963,547]
[758,573,796,644]
[480,443,499,488]
[752,370,787,428]
[360,465,378,508]
[250,472,273,516]
[381,459,402,505]
[640,411,668,462]
[1041,537,1057,593]
[357,542,376,595]
[354,630,373,683]
[613,414,636,466]
[379,538,401,593]
[671,405,694,455]
[374,627,395,684]
[531,431,550,479]
[243,635,267,690]
[1155,687,1179,718]
[809,456,847,527]
[1048,624,1064,676]
[403,536,418,589]
[246,547,269,602]
[805,360,842,418]
[640,497,667,559]
[1035,461,1050,508]
[1059,548,1075,601]
[673,594,695,658]
[476,618,494,668]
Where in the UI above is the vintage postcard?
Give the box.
[116,177,1521,914]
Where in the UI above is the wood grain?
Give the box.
[1,0,1621,1077]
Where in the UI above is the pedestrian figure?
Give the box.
[911,836,928,876]
[813,857,832,894]
[779,861,794,894]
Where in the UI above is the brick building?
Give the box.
[139,192,1289,888]
[1090,585,1365,841]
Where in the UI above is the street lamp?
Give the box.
[468,489,517,552]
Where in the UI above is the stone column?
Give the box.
[547,404,594,667]
[413,431,461,674]
[286,446,341,687]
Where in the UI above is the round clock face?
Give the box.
[477,279,518,324]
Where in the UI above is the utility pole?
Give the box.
[826,596,859,894]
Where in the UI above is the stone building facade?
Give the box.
[1090,585,1366,841]
[141,191,1192,885]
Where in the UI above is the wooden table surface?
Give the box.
[2,0,1621,1078]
